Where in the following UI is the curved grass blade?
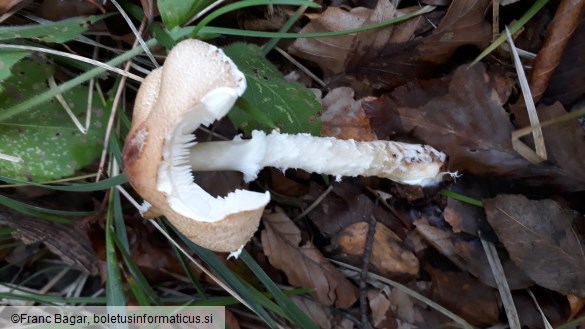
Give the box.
[0,174,127,192]
[240,250,318,329]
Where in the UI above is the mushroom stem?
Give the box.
[189,130,447,186]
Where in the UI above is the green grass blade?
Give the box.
[113,234,160,305]
[190,0,321,37]
[196,5,434,38]
[167,222,278,328]
[106,191,126,306]
[0,174,127,192]
[472,0,548,64]
[240,250,318,328]
[169,240,208,298]
[441,190,483,207]
[0,194,93,217]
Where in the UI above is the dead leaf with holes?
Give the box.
[261,208,358,307]
[484,194,585,297]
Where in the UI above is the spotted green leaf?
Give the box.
[0,15,105,43]
[0,59,107,181]
[223,43,321,135]
[0,50,30,86]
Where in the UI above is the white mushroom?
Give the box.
[123,39,269,252]
[123,39,447,253]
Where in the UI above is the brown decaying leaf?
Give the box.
[368,288,401,329]
[427,266,500,327]
[288,6,373,77]
[364,63,525,175]
[0,0,25,16]
[484,194,585,297]
[364,63,585,191]
[261,209,358,308]
[289,296,355,329]
[321,87,377,141]
[333,222,419,278]
[512,293,567,329]
[354,0,491,89]
[308,181,400,239]
[290,296,333,329]
[443,198,492,235]
[567,294,585,320]
[0,206,98,274]
[225,309,241,329]
[529,0,585,102]
[414,214,533,290]
[542,17,585,107]
[537,102,585,186]
[37,0,102,20]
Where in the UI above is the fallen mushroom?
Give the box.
[123,39,448,252]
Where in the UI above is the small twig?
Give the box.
[96,20,147,182]
[274,47,328,89]
[294,184,334,221]
[359,197,379,329]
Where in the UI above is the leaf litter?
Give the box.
[2,0,585,328]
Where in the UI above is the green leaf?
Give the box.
[223,43,321,135]
[0,50,30,87]
[158,0,214,29]
[0,59,108,181]
[0,15,106,43]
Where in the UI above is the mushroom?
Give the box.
[123,39,448,253]
[123,39,270,252]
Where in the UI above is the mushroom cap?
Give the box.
[123,39,270,252]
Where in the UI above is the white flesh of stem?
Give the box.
[189,130,446,187]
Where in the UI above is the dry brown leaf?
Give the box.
[289,296,354,329]
[513,293,567,329]
[567,294,585,319]
[290,296,334,329]
[353,0,491,89]
[0,0,25,16]
[364,63,523,175]
[484,194,585,297]
[368,288,401,329]
[529,0,585,102]
[427,267,500,327]
[363,63,585,191]
[261,209,358,307]
[308,182,398,238]
[538,103,585,186]
[225,309,241,329]
[414,216,533,290]
[333,222,419,278]
[541,18,585,107]
[289,6,373,77]
[321,87,377,141]
[444,198,492,235]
